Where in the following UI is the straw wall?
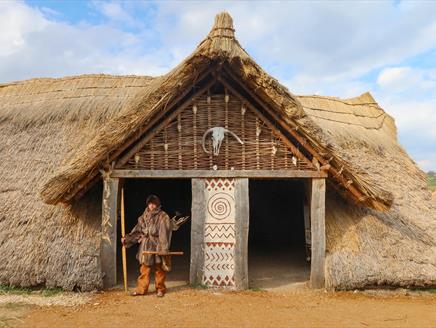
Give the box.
[0,75,152,290]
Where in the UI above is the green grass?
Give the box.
[0,285,63,297]
[41,287,63,297]
[249,287,265,292]
[190,283,208,289]
[428,175,436,191]
[0,285,32,295]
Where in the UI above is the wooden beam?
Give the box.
[100,175,119,288]
[217,76,315,169]
[234,178,249,290]
[115,76,218,168]
[110,169,327,179]
[65,65,217,203]
[190,178,206,286]
[110,65,216,166]
[303,180,312,261]
[310,178,326,289]
[222,67,367,203]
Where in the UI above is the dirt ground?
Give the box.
[1,286,432,328]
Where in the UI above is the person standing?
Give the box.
[121,194,171,297]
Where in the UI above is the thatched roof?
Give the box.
[0,12,434,290]
[0,74,154,127]
[37,12,392,211]
[0,74,155,290]
[296,92,435,288]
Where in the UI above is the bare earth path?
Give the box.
[14,287,436,328]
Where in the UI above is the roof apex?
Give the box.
[209,12,235,39]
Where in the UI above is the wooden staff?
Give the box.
[142,251,184,256]
[120,188,128,293]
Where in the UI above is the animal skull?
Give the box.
[202,127,244,156]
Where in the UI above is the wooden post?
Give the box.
[310,178,326,288]
[303,180,312,261]
[101,174,119,288]
[120,188,128,293]
[234,178,249,289]
[190,178,206,286]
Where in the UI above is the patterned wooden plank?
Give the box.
[202,178,236,287]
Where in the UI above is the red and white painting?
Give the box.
[203,178,236,287]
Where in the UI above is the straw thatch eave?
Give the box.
[0,74,155,129]
[39,12,392,210]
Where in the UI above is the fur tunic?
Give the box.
[125,207,171,266]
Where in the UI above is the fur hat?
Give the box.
[146,194,161,207]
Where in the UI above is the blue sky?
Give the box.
[1,0,435,171]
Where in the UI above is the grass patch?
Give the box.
[0,285,32,295]
[249,287,265,292]
[428,176,436,191]
[0,285,63,297]
[190,283,208,290]
[409,287,436,294]
[41,287,63,297]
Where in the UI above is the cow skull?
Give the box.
[202,127,244,156]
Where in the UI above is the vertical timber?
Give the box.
[234,178,249,289]
[310,178,326,288]
[101,175,119,288]
[190,178,206,285]
[303,180,312,261]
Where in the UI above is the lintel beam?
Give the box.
[111,169,327,179]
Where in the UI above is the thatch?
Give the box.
[0,75,154,290]
[0,12,434,290]
[297,94,436,288]
[38,12,391,211]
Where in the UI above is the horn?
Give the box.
[202,128,214,154]
[224,128,244,145]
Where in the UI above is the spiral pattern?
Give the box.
[207,192,234,220]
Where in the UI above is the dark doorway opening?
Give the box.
[116,179,192,291]
[248,179,309,290]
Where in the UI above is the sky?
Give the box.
[1,0,435,171]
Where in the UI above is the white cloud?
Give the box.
[373,65,436,171]
[0,2,47,57]
[92,1,142,28]
[0,1,173,82]
[377,67,413,88]
[152,2,436,79]
[377,66,436,94]
[417,154,436,172]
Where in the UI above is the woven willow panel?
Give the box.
[122,94,314,171]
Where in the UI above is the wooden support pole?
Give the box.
[100,175,119,288]
[303,180,312,261]
[310,178,326,289]
[120,188,128,293]
[234,178,249,290]
[190,179,206,286]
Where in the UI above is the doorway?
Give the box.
[116,178,192,290]
[248,179,309,290]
